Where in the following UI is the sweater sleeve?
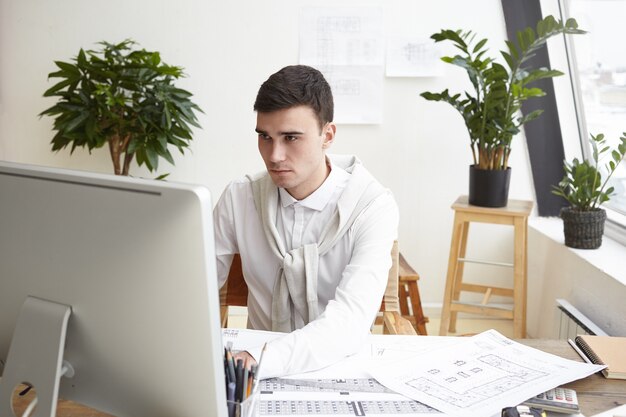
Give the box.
[255,191,399,378]
[213,182,239,288]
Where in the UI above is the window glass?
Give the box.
[564,0,626,226]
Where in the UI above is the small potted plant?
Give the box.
[552,133,626,249]
[40,39,202,176]
[421,16,585,207]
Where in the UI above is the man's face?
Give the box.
[256,105,335,200]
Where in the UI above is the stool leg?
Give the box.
[440,213,463,336]
[449,219,469,333]
[399,283,410,319]
[513,217,527,338]
[408,281,428,335]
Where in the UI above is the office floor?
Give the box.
[225,309,515,338]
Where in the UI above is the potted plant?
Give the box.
[552,132,626,249]
[420,16,585,207]
[40,39,202,176]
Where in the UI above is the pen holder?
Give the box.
[227,389,260,417]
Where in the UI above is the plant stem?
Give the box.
[122,151,134,176]
[109,135,122,175]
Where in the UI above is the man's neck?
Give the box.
[286,158,331,201]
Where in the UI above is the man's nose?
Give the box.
[269,141,286,163]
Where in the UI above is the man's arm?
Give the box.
[254,191,399,377]
[213,183,239,289]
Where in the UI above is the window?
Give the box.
[560,0,626,243]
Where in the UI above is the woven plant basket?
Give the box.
[560,207,607,249]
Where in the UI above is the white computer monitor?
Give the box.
[0,161,227,417]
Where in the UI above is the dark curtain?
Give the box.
[501,0,568,216]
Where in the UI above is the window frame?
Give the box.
[557,0,626,246]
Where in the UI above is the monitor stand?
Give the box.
[0,296,72,417]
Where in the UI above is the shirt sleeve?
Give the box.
[256,190,400,378]
[213,182,239,289]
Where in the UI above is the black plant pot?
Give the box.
[468,165,511,208]
[560,207,607,249]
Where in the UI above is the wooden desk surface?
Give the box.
[11,340,626,416]
[522,339,626,416]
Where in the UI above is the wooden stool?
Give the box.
[439,195,533,338]
[398,253,429,335]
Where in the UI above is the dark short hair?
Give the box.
[253,65,334,129]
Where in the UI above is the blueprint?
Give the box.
[221,328,602,417]
[370,330,605,417]
[222,329,451,415]
[257,377,441,416]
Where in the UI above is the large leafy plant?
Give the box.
[421,16,584,170]
[553,133,626,211]
[40,40,202,176]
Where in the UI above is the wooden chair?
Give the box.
[219,241,417,335]
[398,253,429,335]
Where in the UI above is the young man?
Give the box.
[213,65,399,377]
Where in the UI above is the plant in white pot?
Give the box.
[552,132,626,249]
[421,16,585,207]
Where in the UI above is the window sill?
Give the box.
[529,217,626,287]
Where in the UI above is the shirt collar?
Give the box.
[279,159,349,211]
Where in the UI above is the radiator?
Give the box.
[556,299,608,338]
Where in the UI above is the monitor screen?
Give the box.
[0,161,227,417]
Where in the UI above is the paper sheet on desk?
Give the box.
[221,328,461,379]
[370,330,605,417]
[222,328,282,351]
[489,413,584,417]
[222,329,457,416]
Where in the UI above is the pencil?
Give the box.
[246,369,253,398]
[225,348,236,383]
[242,366,249,400]
[568,338,593,364]
[235,358,244,402]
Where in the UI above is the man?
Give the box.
[213,65,398,377]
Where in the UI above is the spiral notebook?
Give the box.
[574,335,626,380]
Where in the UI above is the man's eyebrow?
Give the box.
[254,129,305,136]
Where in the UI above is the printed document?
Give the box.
[221,329,602,416]
[370,329,605,417]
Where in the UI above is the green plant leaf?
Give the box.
[154,173,170,180]
[161,148,175,165]
[54,61,80,76]
[64,112,90,132]
[473,38,488,53]
[145,144,158,170]
[40,39,203,175]
[420,15,585,171]
[43,79,74,97]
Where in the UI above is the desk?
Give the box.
[12,340,626,416]
[522,340,626,416]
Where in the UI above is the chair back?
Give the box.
[380,240,400,313]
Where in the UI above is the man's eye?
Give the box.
[285,136,298,142]
[258,134,271,141]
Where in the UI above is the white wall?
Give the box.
[527,219,626,337]
[0,0,537,313]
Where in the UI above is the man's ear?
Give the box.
[322,123,336,149]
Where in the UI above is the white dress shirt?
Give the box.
[213,156,399,377]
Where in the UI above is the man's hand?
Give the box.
[233,350,257,369]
